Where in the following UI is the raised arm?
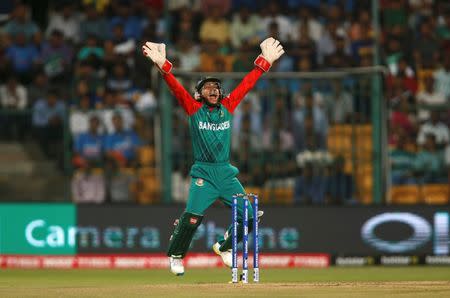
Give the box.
[142,42,201,116]
[222,37,285,113]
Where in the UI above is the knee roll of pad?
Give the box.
[166,212,203,258]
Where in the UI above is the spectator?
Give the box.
[104,113,141,167]
[229,6,261,49]
[107,166,137,203]
[199,5,230,46]
[266,22,295,72]
[46,3,80,44]
[436,9,450,40]
[173,36,200,71]
[71,167,106,204]
[106,62,133,94]
[170,7,199,43]
[433,53,450,99]
[140,8,166,43]
[293,82,324,110]
[69,95,92,136]
[133,89,158,118]
[77,34,105,63]
[416,74,447,122]
[0,75,28,110]
[0,75,28,139]
[325,80,354,124]
[385,57,418,95]
[40,30,74,84]
[390,96,417,137]
[198,40,233,72]
[32,88,66,158]
[325,156,354,204]
[417,111,449,147]
[5,32,40,83]
[98,91,135,134]
[292,87,328,148]
[105,23,136,58]
[262,118,294,152]
[323,35,353,68]
[294,161,326,204]
[389,135,417,185]
[294,113,326,152]
[72,61,104,106]
[79,4,109,42]
[3,3,40,43]
[109,2,142,41]
[383,24,413,73]
[414,133,446,183]
[260,1,291,42]
[291,7,323,43]
[350,10,374,66]
[73,115,104,168]
[232,96,262,152]
[289,22,317,69]
[413,19,440,68]
[232,43,255,72]
[316,21,348,66]
[28,71,48,106]
[349,9,372,42]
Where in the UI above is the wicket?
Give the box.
[231,193,259,284]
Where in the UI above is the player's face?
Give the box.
[201,82,220,105]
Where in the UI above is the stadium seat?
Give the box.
[274,187,294,205]
[327,134,352,156]
[329,125,352,137]
[389,185,421,204]
[245,187,262,197]
[421,184,449,205]
[355,165,373,204]
[138,146,155,166]
[261,188,275,204]
[138,167,156,177]
[355,125,372,137]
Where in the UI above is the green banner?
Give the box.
[0,204,76,255]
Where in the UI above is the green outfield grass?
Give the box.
[1,267,450,297]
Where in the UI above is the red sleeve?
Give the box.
[162,72,202,116]
[221,67,264,114]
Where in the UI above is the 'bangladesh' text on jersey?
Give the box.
[189,105,232,162]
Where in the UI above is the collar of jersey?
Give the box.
[203,104,221,112]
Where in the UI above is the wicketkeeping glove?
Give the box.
[142,41,172,73]
[254,37,285,72]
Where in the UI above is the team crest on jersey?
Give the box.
[195,178,204,186]
[190,217,198,224]
[220,110,224,118]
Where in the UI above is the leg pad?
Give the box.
[167,212,203,258]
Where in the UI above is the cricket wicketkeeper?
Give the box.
[142,37,284,275]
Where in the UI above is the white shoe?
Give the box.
[169,256,184,276]
[213,242,232,268]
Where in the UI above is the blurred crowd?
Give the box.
[0,0,449,204]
